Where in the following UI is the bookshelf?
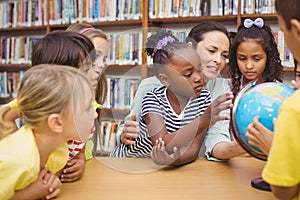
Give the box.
[1,0,293,155]
[0,0,293,101]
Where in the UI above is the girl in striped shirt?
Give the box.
[110,29,233,165]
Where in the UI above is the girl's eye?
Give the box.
[254,57,262,61]
[208,49,215,54]
[238,56,246,61]
[184,73,192,77]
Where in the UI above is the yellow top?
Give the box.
[262,90,300,200]
[0,125,68,199]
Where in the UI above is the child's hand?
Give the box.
[60,157,85,182]
[151,138,180,166]
[13,168,61,200]
[290,80,299,90]
[43,170,62,200]
[121,114,139,145]
[246,116,275,155]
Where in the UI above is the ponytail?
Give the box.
[0,103,18,139]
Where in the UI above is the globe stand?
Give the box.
[251,177,271,191]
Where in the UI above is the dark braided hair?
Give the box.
[228,22,283,98]
[145,29,190,69]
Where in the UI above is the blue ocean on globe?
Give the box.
[235,82,295,152]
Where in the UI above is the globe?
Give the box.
[231,81,295,160]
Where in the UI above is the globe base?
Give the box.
[251,177,271,191]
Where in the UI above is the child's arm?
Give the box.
[60,147,86,182]
[146,93,233,165]
[11,168,61,200]
[151,133,206,166]
[269,184,299,200]
[210,140,247,160]
[147,93,233,152]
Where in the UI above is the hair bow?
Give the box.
[243,18,264,28]
[153,36,175,54]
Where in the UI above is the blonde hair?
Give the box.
[0,64,92,139]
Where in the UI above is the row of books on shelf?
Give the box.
[0,70,140,108]
[0,36,41,65]
[49,0,142,25]
[103,77,140,110]
[148,0,275,19]
[274,30,295,67]
[241,0,275,14]
[0,70,25,98]
[0,0,277,29]
[107,32,143,66]
[149,0,237,19]
[0,30,295,68]
[0,0,47,29]
[0,32,143,65]
[96,120,118,154]
[0,0,142,28]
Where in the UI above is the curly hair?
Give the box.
[145,29,190,69]
[228,22,283,98]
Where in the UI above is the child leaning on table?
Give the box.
[31,30,102,182]
[0,64,96,200]
[4,30,102,183]
[110,29,233,166]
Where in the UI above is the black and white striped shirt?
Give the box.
[110,86,211,158]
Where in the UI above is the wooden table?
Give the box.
[57,157,276,200]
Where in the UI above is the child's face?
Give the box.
[92,37,109,74]
[196,31,230,80]
[165,48,205,98]
[236,40,267,83]
[66,83,97,142]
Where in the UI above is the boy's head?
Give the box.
[275,0,300,61]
